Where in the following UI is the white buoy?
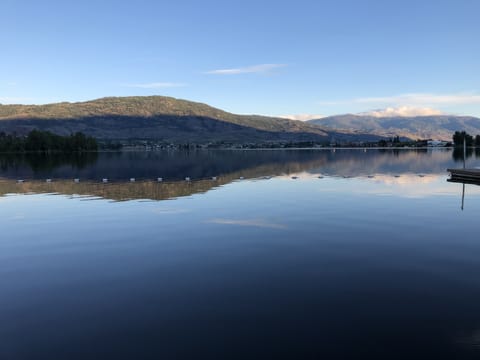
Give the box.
[185,177,191,181]
[102,178,108,183]
[46,179,52,183]
[130,178,136,182]
[157,177,163,182]
[74,178,80,183]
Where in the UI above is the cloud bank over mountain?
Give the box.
[279,114,325,121]
[359,107,444,118]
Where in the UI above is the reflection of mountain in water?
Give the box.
[0,150,331,181]
[0,153,326,201]
[0,179,227,202]
[2,149,478,181]
[1,149,479,201]
[307,149,463,177]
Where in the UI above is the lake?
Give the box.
[1,149,480,359]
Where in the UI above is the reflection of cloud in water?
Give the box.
[207,218,287,229]
[152,208,191,215]
[277,172,480,198]
[11,214,26,220]
[370,174,438,185]
[278,172,441,185]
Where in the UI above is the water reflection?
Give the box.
[2,150,480,359]
[1,148,476,181]
[452,147,480,162]
[0,178,228,202]
[0,149,479,201]
[0,152,98,174]
[447,177,480,210]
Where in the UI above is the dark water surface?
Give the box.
[1,149,480,359]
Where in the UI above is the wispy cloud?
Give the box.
[206,63,286,75]
[122,82,187,89]
[206,218,287,229]
[320,92,480,107]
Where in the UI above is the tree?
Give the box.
[0,130,98,153]
[453,131,474,147]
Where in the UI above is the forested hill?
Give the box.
[0,96,315,132]
[0,96,380,143]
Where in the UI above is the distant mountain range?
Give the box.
[308,114,480,141]
[1,96,478,143]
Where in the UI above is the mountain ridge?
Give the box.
[2,96,478,143]
[0,96,380,143]
[308,113,480,141]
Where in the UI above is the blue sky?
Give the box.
[1,0,479,117]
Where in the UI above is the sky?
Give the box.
[1,0,479,118]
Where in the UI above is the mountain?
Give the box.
[0,96,379,144]
[308,114,480,141]
[7,96,474,143]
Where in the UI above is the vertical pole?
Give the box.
[461,183,465,211]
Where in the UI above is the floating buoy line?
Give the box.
[14,175,325,183]
[10,173,426,185]
[14,176,222,184]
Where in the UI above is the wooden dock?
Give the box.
[447,168,480,184]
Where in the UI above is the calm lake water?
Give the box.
[1,149,480,359]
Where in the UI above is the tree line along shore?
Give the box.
[0,130,98,153]
[0,130,479,153]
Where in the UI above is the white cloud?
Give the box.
[278,114,325,121]
[360,106,444,117]
[320,92,480,107]
[123,82,187,89]
[206,63,286,75]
